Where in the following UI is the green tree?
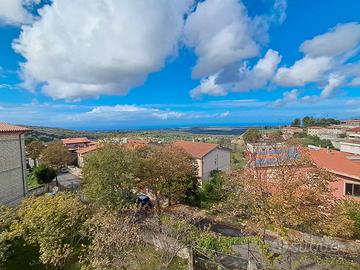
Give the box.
[243,128,262,143]
[10,194,89,267]
[291,118,301,127]
[302,116,316,127]
[40,140,70,170]
[82,145,139,209]
[33,164,57,185]
[26,140,45,167]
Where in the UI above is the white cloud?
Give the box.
[300,23,360,58]
[0,0,40,25]
[320,74,343,99]
[273,89,298,107]
[274,56,332,86]
[13,0,192,100]
[184,0,261,78]
[233,49,281,91]
[190,75,227,99]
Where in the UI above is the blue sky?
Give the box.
[0,0,359,130]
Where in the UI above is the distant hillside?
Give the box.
[24,125,112,142]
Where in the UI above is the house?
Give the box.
[308,148,360,201]
[0,122,30,205]
[346,127,360,140]
[173,141,231,181]
[307,126,326,136]
[340,140,360,155]
[281,126,303,139]
[340,120,360,128]
[76,144,99,167]
[62,137,92,152]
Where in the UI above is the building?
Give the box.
[281,126,303,139]
[76,144,99,167]
[62,137,93,152]
[173,141,231,181]
[346,127,360,140]
[340,120,360,128]
[340,140,360,155]
[0,123,30,205]
[307,126,326,136]
[308,148,360,201]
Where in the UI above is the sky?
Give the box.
[0,0,359,130]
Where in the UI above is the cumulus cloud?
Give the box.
[190,49,281,98]
[320,74,344,99]
[300,23,360,58]
[0,0,40,25]
[273,89,298,107]
[190,75,227,99]
[274,56,332,86]
[184,0,262,78]
[13,0,192,99]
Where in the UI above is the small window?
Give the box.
[345,183,360,197]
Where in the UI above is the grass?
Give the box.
[26,173,42,190]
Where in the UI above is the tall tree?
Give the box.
[82,145,139,209]
[26,140,45,167]
[302,116,316,127]
[40,140,70,170]
[137,145,198,215]
[291,118,301,127]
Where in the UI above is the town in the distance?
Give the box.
[1,116,360,269]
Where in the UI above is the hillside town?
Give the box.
[1,117,360,269]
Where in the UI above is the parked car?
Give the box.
[136,195,153,208]
[60,167,68,173]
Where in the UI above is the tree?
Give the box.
[10,194,89,267]
[26,140,45,167]
[302,116,316,127]
[291,118,301,127]
[137,145,198,215]
[33,164,57,184]
[243,128,262,143]
[82,145,139,209]
[40,140,70,170]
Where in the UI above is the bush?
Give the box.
[33,164,57,185]
[198,171,225,208]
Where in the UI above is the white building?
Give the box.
[340,141,360,155]
[173,141,231,181]
[0,123,29,205]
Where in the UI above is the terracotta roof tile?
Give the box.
[62,137,91,145]
[173,140,220,159]
[349,127,360,133]
[0,122,30,133]
[76,144,98,154]
[308,148,360,180]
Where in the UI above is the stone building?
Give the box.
[0,123,29,205]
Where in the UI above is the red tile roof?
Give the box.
[76,144,98,154]
[308,148,360,180]
[62,137,91,145]
[0,122,30,133]
[173,141,220,159]
[349,127,360,133]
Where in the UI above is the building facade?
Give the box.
[0,123,29,205]
[173,141,231,181]
[340,141,360,155]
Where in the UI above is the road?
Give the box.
[57,172,82,190]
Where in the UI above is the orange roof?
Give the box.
[173,140,220,159]
[0,122,30,133]
[76,144,98,154]
[349,127,360,133]
[308,126,323,129]
[308,148,360,180]
[62,137,91,145]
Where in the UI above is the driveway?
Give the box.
[57,172,82,190]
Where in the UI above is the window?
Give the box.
[345,183,360,197]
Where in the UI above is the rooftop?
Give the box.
[308,148,360,180]
[76,144,98,154]
[0,122,30,133]
[62,137,91,145]
[173,140,220,159]
[348,127,360,133]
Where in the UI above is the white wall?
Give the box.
[340,143,360,155]
[0,133,27,205]
[201,148,231,180]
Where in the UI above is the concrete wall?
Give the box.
[330,175,360,202]
[202,148,231,180]
[0,133,27,205]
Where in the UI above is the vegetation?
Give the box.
[25,140,45,167]
[294,133,334,148]
[40,140,70,170]
[299,116,340,127]
[32,165,56,185]
[243,128,262,143]
[291,118,301,127]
